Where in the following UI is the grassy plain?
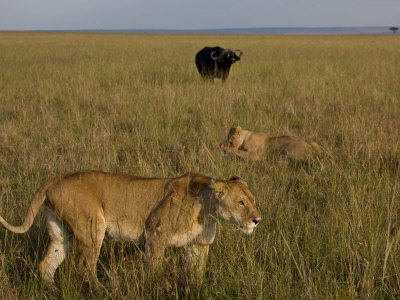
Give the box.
[0,32,399,299]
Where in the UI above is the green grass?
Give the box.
[0,32,399,299]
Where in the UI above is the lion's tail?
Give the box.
[310,142,321,153]
[0,177,55,234]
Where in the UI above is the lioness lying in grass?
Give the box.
[224,126,320,161]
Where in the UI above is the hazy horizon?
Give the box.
[1,0,399,31]
[2,26,394,36]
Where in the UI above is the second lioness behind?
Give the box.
[226,126,320,161]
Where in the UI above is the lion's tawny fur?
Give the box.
[0,170,261,287]
[226,126,320,161]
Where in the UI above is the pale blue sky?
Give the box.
[0,0,399,30]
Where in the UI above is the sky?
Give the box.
[0,0,399,30]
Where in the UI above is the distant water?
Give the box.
[71,27,394,35]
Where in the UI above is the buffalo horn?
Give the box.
[235,49,243,58]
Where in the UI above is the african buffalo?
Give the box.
[195,46,243,82]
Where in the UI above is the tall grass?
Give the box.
[0,32,399,298]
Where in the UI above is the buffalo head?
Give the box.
[211,49,243,64]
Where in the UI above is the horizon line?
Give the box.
[0,25,396,31]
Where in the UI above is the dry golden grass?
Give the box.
[0,32,399,298]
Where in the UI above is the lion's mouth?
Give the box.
[242,219,261,234]
[229,217,257,235]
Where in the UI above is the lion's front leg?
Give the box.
[227,147,259,160]
[184,244,210,282]
[145,233,166,274]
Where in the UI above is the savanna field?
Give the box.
[0,32,399,299]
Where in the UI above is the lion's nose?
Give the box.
[252,217,261,226]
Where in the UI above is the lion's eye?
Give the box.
[239,200,245,207]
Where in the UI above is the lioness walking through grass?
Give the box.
[0,170,261,288]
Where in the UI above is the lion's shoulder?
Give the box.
[168,172,213,196]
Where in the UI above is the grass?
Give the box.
[0,32,399,299]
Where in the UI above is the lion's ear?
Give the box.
[235,126,242,133]
[229,175,248,187]
[209,178,228,198]
[228,127,236,136]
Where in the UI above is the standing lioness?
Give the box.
[0,171,261,287]
[226,126,321,161]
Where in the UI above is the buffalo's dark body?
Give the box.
[195,46,242,82]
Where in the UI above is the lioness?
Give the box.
[0,171,261,287]
[226,126,320,161]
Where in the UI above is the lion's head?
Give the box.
[210,176,261,234]
[227,126,243,150]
